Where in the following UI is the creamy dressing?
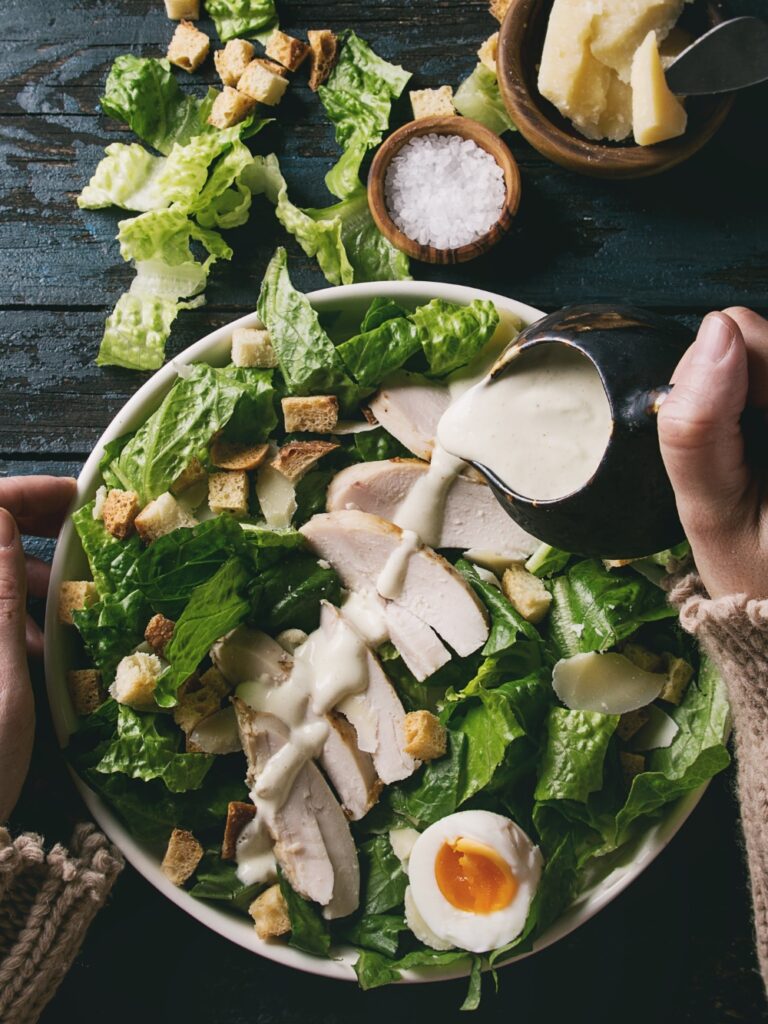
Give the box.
[341,589,390,647]
[393,444,465,547]
[376,529,422,600]
[235,815,277,886]
[293,620,370,715]
[437,345,613,501]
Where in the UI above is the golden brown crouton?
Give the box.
[110,652,162,711]
[249,884,291,940]
[210,438,270,472]
[171,457,207,496]
[102,488,140,540]
[221,801,257,860]
[161,828,204,886]
[410,86,456,120]
[307,29,338,90]
[270,440,339,484]
[489,0,513,23]
[214,38,255,86]
[66,669,106,717]
[164,0,200,18]
[238,59,289,106]
[403,710,447,761]
[501,564,552,624]
[659,653,694,705]
[266,29,311,72]
[135,492,198,543]
[231,325,278,368]
[622,642,664,674]
[620,751,646,783]
[208,470,249,516]
[282,395,339,434]
[145,613,175,655]
[58,581,98,626]
[616,707,651,742]
[208,86,256,129]
[478,32,499,73]
[167,20,210,73]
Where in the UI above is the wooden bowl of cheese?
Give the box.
[497,0,735,179]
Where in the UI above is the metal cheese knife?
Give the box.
[665,16,768,95]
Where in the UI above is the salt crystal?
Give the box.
[384,134,507,250]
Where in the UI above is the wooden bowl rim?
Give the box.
[496,0,735,180]
[367,115,522,264]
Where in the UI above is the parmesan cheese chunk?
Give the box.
[631,30,687,146]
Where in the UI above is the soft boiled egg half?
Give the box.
[405,810,543,953]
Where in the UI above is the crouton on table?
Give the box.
[249,884,291,940]
[403,710,447,761]
[164,0,200,19]
[110,652,163,711]
[270,440,339,483]
[266,29,311,72]
[58,581,98,626]
[102,488,140,539]
[145,613,175,655]
[167,20,210,73]
[210,438,270,472]
[135,493,197,543]
[501,564,552,624]
[222,801,257,860]
[208,86,256,130]
[281,395,339,433]
[214,38,255,86]
[307,30,338,90]
[410,86,455,120]
[208,470,249,516]
[238,59,289,106]
[232,326,278,368]
[161,828,204,886]
[67,669,106,717]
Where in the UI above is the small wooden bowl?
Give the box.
[497,0,735,179]
[367,115,522,264]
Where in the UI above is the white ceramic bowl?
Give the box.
[44,279,706,985]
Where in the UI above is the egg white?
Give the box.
[406,810,543,953]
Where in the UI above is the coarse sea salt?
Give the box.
[384,133,506,250]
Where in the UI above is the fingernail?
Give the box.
[0,509,16,548]
[693,314,734,366]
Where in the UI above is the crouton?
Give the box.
[170,457,207,496]
[167,20,210,73]
[478,32,499,73]
[489,0,513,23]
[659,653,694,705]
[275,628,308,654]
[501,564,552,624]
[231,325,278,368]
[620,751,646,783]
[249,884,291,940]
[221,801,257,860]
[58,581,98,626]
[214,38,255,87]
[199,666,231,700]
[210,438,270,472]
[403,710,447,761]
[110,652,163,711]
[135,492,197,543]
[66,669,106,717]
[102,488,140,540]
[307,29,338,90]
[238,59,289,106]
[207,86,256,130]
[164,0,199,18]
[270,440,339,484]
[410,86,456,121]
[622,642,664,674]
[161,828,204,886]
[282,395,339,433]
[616,707,651,742]
[603,558,636,569]
[173,684,221,736]
[266,29,311,72]
[145,613,175,655]
[208,470,249,516]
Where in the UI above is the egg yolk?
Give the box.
[434,836,518,914]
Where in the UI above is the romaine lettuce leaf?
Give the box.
[205,0,278,42]
[318,32,411,199]
[525,543,572,578]
[353,947,469,991]
[454,63,516,136]
[97,292,202,372]
[189,849,264,910]
[352,426,411,462]
[95,704,214,792]
[360,298,409,332]
[457,559,542,657]
[379,731,466,831]
[277,868,331,956]
[249,553,342,633]
[412,299,500,377]
[534,707,619,803]
[360,836,408,915]
[340,914,407,958]
[78,143,170,212]
[336,317,421,387]
[72,501,143,596]
[73,589,151,682]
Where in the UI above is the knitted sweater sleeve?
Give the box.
[0,824,123,1024]
[668,572,768,992]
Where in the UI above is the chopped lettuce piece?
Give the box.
[204,0,278,42]
[525,543,572,578]
[534,707,619,803]
[189,849,264,909]
[72,501,143,596]
[249,553,342,633]
[318,32,411,199]
[340,914,407,958]
[457,559,542,656]
[454,63,516,136]
[336,317,421,387]
[73,590,151,682]
[97,292,201,372]
[353,947,469,991]
[360,836,408,915]
[412,298,500,377]
[277,868,331,956]
[360,298,409,332]
[78,143,170,212]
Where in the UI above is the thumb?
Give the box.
[0,508,35,823]
[658,312,750,534]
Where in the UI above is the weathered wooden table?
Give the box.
[2,1,767,1020]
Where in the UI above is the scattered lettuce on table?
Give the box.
[455,63,516,136]
[204,0,278,43]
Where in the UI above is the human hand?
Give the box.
[658,308,768,601]
[0,476,76,823]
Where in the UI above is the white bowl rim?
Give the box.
[44,277,707,987]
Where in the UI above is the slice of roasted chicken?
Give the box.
[327,458,539,560]
[384,603,451,682]
[320,713,383,820]
[301,511,489,657]
[367,373,451,461]
[233,702,360,919]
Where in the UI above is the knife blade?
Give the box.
[665,16,768,95]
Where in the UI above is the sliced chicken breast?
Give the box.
[301,511,489,657]
[320,712,382,820]
[367,373,451,461]
[327,459,539,559]
[234,702,360,918]
[384,603,451,682]
[212,626,292,685]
